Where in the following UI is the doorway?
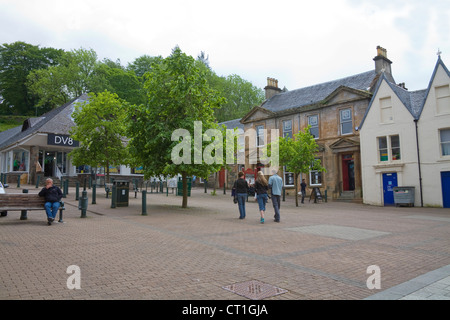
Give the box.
[382,172,398,206]
[342,154,355,191]
[44,152,56,177]
[441,171,450,208]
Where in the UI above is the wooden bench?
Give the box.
[0,193,65,223]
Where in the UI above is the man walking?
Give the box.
[300,179,307,204]
[268,169,283,222]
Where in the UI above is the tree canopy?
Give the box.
[1,41,264,122]
[126,47,227,208]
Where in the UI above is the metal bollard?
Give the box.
[20,189,28,220]
[142,190,147,215]
[282,188,286,202]
[79,190,88,218]
[92,184,96,204]
[75,181,80,201]
[35,175,40,188]
[17,175,20,188]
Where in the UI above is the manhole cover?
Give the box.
[222,280,288,300]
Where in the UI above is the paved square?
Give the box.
[222,280,288,300]
[285,224,390,240]
[1,185,449,301]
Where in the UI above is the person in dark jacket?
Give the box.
[233,172,249,219]
[39,178,63,225]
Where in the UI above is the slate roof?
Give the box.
[261,70,379,113]
[219,118,244,131]
[0,94,89,150]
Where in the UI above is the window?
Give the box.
[309,158,322,186]
[378,137,388,161]
[380,97,393,123]
[12,150,29,171]
[441,129,450,156]
[436,85,450,114]
[256,125,264,147]
[283,167,294,187]
[308,115,319,139]
[309,170,322,186]
[391,135,401,160]
[283,120,292,139]
[340,108,353,135]
[378,135,401,162]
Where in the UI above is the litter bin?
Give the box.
[114,180,130,207]
[177,177,191,196]
[393,186,415,207]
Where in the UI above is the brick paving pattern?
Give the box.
[1,185,449,300]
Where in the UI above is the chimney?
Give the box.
[374,46,393,76]
[264,77,282,100]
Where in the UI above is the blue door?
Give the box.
[382,172,398,206]
[442,171,450,208]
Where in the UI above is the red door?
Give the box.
[219,168,225,188]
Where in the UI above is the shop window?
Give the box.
[309,170,322,186]
[440,129,450,156]
[13,150,29,171]
[283,166,294,187]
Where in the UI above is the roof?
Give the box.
[219,118,244,131]
[0,94,89,150]
[260,70,378,113]
[359,56,450,130]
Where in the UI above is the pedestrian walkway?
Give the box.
[1,184,449,300]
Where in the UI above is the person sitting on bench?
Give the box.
[38,178,63,225]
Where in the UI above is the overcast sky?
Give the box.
[1,0,449,92]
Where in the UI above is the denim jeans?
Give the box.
[237,193,247,219]
[257,193,268,212]
[271,195,281,221]
[45,202,60,219]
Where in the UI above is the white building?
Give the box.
[359,56,450,208]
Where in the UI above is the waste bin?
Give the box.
[177,177,191,196]
[114,180,130,207]
[393,186,415,207]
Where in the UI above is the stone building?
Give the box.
[239,47,395,201]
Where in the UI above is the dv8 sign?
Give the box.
[47,134,79,147]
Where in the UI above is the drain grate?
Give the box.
[222,280,288,300]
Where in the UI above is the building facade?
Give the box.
[359,56,450,208]
[239,47,395,201]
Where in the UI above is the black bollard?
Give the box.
[20,189,28,220]
[142,190,147,216]
[92,184,96,204]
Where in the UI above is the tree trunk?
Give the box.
[182,171,188,208]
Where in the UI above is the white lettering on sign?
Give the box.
[54,136,74,146]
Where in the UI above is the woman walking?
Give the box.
[255,171,269,224]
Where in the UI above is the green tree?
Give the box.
[91,60,146,106]
[27,47,99,111]
[126,47,226,208]
[0,41,63,115]
[69,91,129,183]
[270,126,326,207]
[127,54,163,78]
